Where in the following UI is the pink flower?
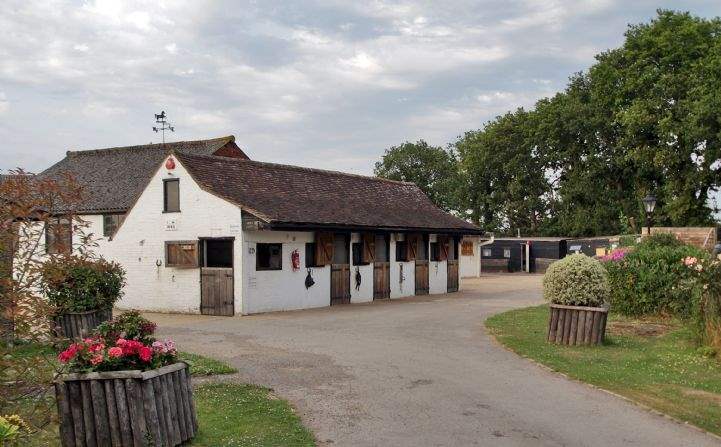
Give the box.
[138,346,153,362]
[88,342,105,353]
[684,256,698,266]
[90,354,104,365]
[58,343,81,363]
[108,347,123,358]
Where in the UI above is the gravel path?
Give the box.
[151,275,720,446]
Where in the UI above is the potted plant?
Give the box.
[54,311,196,447]
[41,255,125,339]
[543,253,610,345]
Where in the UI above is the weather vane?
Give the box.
[152,111,175,143]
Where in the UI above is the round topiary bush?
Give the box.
[543,253,609,307]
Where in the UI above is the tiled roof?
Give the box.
[176,152,480,233]
[40,136,247,213]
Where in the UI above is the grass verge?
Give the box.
[179,351,238,376]
[191,383,315,446]
[486,304,721,436]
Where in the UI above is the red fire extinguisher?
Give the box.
[291,249,300,271]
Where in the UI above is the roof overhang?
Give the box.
[265,221,483,235]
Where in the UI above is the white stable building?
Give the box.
[35,137,482,315]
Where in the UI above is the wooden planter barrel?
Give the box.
[547,303,608,346]
[52,308,112,339]
[54,362,197,447]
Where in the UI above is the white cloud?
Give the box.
[0,92,8,114]
[0,0,712,174]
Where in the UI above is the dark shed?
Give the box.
[480,237,568,273]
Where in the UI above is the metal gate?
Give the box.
[200,267,234,316]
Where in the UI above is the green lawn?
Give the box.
[179,351,239,376]
[192,384,315,447]
[4,345,311,446]
[486,304,721,435]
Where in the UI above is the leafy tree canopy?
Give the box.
[374,140,460,212]
[377,10,721,237]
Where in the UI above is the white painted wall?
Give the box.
[89,156,245,314]
[349,233,373,303]
[428,234,448,295]
[390,234,415,299]
[242,230,330,314]
[460,236,481,278]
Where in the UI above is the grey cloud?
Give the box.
[0,0,719,175]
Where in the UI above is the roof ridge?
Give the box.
[175,152,418,187]
[66,135,235,157]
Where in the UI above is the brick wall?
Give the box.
[649,227,717,251]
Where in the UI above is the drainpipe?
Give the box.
[478,232,495,276]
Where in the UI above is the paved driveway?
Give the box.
[150,275,719,446]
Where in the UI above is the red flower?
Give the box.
[58,343,81,363]
[138,346,153,362]
[90,354,104,365]
[108,347,123,358]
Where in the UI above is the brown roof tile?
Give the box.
[40,136,247,213]
[176,152,479,233]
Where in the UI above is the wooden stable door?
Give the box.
[200,268,234,316]
[373,262,390,299]
[415,260,429,295]
[331,264,351,304]
[447,260,459,292]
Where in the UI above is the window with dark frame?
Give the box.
[395,241,408,262]
[352,242,367,265]
[257,243,282,270]
[103,213,126,238]
[46,217,72,254]
[163,179,180,212]
[305,242,318,268]
[430,242,440,262]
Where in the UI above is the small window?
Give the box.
[305,243,319,268]
[163,179,180,212]
[46,217,72,254]
[103,213,126,238]
[257,243,282,271]
[461,241,474,256]
[352,242,367,265]
[430,242,439,261]
[482,248,492,257]
[166,241,198,268]
[395,241,408,262]
[503,248,511,258]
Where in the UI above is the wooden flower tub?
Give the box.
[547,303,608,346]
[53,308,112,339]
[54,362,197,447]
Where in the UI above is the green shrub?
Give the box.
[602,242,707,317]
[640,233,684,248]
[618,235,638,247]
[40,255,125,313]
[543,254,610,307]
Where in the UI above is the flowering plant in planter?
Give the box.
[57,310,177,373]
[53,310,196,447]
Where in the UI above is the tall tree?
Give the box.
[374,140,460,212]
[588,10,721,226]
[456,109,550,234]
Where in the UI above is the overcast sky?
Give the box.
[1,1,720,175]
